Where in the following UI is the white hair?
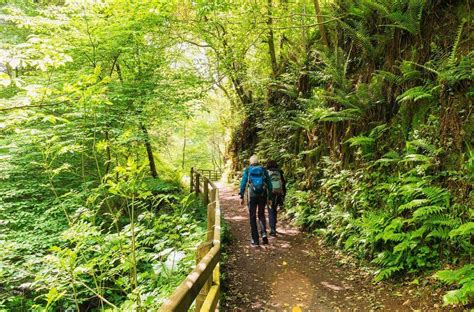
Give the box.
[249,155,259,165]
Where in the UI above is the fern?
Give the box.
[372,251,394,266]
[399,61,422,81]
[440,54,473,86]
[398,199,429,212]
[320,108,362,122]
[422,186,450,206]
[337,19,374,56]
[396,85,438,103]
[374,265,403,282]
[381,0,425,35]
[429,215,460,227]
[374,151,400,165]
[364,0,390,16]
[383,12,418,34]
[345,135,375,147]
[436,264,474,306]
[426,228,450,239]
[375,70,404,85]
[448,19,467,67]
[409,225,428,239]
[369,124,388,139]
[412,205,445,219]
[276,83,299,99]
[393,238,413,252]
[449,222,474,238]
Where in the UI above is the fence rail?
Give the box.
[159,168,221,312]
[197,169,223,182]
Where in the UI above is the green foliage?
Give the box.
[436,265,474,306]
[396,86,438,103]
[0,1,221,310]
[1,0,472,309]
[216,0,472,306]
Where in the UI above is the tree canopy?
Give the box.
[1,0,472,310]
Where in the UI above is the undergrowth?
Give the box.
[0,139,207,310]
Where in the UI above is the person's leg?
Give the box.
[276,193,283,225]
[257,196,268,242]
[248,197,259,245]
[268,193,277,235]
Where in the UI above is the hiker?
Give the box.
[239,155,273,246]
[266,160,286,236]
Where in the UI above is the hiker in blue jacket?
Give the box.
[239,155,273,246]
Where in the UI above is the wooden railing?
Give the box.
[158,168,221,312]
[197,169,222,182]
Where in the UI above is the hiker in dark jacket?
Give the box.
[239,155,273,246]
[266,160,286,236]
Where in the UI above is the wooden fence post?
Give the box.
[195,241,212,311]
[190,167,194,193]
[158,168,221,312]
[195,172,200,193]
[207,188,216,242]
[203,178,209,208]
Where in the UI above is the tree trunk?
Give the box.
[140,123,158,179]
[313,0,329,47]
[182,123,186,169]
[104,130,112,175]
[267,0,278,77]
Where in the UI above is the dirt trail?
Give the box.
[219,184,437,312]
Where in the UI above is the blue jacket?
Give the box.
[239,165,272,200]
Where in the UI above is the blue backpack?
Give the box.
[247,166,266,197]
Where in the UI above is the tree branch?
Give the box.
[0,101,69,112]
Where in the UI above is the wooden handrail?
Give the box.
[159,168,221,312]
[196,168,222,182]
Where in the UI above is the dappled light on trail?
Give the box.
[219,184,440,311]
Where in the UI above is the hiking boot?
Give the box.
[251,240,259,247]
[262,236,269,244]
[269,231,276,237]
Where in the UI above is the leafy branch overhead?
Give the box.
[0,0,473,310]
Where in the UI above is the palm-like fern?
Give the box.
[396,85,438,103]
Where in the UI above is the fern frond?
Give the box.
[374,151,401,165]
[375,70,404,84]
[345,135,375,147]
[427,228,450,239]
[412,205,445,219]
[409,225,428,239]
[436,264,474,284]
[436,264,474,306]
[403,153,432,163]
[338,19,374,55]
[320,108,362,122]
[449,19,467,67]
[396,86,437,103]
[429,216,460,227]
[393,239,413,253]
[374,266,403,282]
[398,199,430,212]
[449,222,474,238]
[364,1,390,16]
[369,124,389,138]
[399,61,422,81]
[422,187,450,206]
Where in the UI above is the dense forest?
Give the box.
[0,0,472,311]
